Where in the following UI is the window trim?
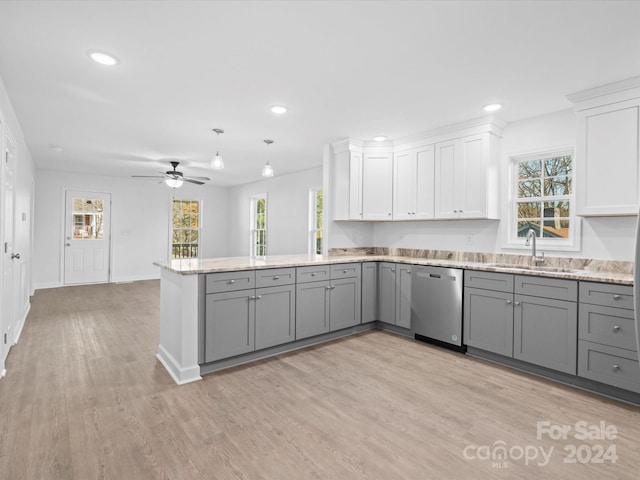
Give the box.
[308,187,323,255]
[250,193,268,258]
[504,147,581,252]
[170,198,201,259]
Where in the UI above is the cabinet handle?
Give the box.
[613,294,621,300]
[612,364,620,371]
[311,272,317,276]
[388,213,392,216]
[249,295,256,300]
[331,286,336,290]
[256,295,262,300]
[229,279,236,284]
[515,301,521,306]
[343,270,347,274]
[506,300,512,305]
[274,276,280,280]
[613,325,620,332]
[326,285,331,290]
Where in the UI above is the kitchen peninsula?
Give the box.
[154,251,638,405]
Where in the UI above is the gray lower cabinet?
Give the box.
[361,262,378,323]
[295,264,362,340]
[463,287,514,357]
[577,282,640,392]
[295,280,330,340]
[513,294,578,375]
[205,268,296,362]
[378,262,411,328]
[379,262,396,324]
[464,271,578,375]
[255,284,296,350]
[205,290,255,362]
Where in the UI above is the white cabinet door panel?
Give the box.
[362,153,393,220]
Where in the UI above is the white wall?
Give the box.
[367,109,637,261]
[226,167,323,257]
[33,171,229,288]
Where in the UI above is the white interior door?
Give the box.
[64,190,111,285]
[2,121,15,365]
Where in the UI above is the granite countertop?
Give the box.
[154,253,634,286]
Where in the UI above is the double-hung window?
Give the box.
[171,199,200,259]
[251,194,268,257]
[309,188,323,255]
[509,149,578,250]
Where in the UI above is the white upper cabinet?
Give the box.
[362,152,393,220]
[568,78,640,216]
[329,120,502,222]
[348,150,364,220]
[393,145,435,220]
[434,132,498,219]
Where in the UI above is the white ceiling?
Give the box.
[0,0,638,186]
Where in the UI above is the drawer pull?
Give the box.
[311,272,317,277]
[612,364,620,371]
[613,294,621,300]
[256,295,262,300]
[506,300,512,305]
[229,280,236,284]
[274,276,280,280]
[325,285,331,290]
[613,325,620,332]
[515,301,521,306]
[343,269,347,274]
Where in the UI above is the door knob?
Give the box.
[65,243,71,247]
[11,253,20,260]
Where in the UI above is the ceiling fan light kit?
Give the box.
[132,160,210,188]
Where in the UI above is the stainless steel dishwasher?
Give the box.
[411,265,464,351]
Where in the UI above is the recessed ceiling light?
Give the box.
[373,136,387,142]
[87,50,119,66]
[483,103,502,112]
[269,105,288,114]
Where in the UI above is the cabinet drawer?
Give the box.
[464,270,513,293]
[206,271,256,293]
[578,341,640,394]
[330,263,361,279]
[515,275,577,302]
[296,265,330,283]
[579,303,637,351]
[255,268,296,288]
[579,282,634,310]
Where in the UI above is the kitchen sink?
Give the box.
[483,263,579,274]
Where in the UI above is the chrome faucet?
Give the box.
[525,228,545,265]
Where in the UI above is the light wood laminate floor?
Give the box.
[1,280,639,479]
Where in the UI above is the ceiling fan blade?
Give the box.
[186,176,211,181]
[183,178,205,185]
[132,175,165,178]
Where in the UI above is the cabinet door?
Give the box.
[513,295,577,374]
[576,100,640,216]
[255,285,296,350]
[464,287,514,357]
[393,150,415,220]
[362,152,393,220]
[378,262,396,324]
[330,277,362,331]
[205,291,255,362]
[361,262,378,323]
[414,145,435,219]
[295,281,330,340]
[348,150,364,220]
[434,139,459,219]
[458,134,488,218]
[396,264,412,328]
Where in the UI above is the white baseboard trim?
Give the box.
[112,273,160,283]
[13,303,30,345]
[156,344,201,385]
[34,281,63,291]
[0,369,6,379]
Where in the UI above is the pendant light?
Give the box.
[262,139,274,177]
[211,128,225,170]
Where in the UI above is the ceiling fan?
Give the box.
[132,161,210,187]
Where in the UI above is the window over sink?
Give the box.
[507,149,580,251]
